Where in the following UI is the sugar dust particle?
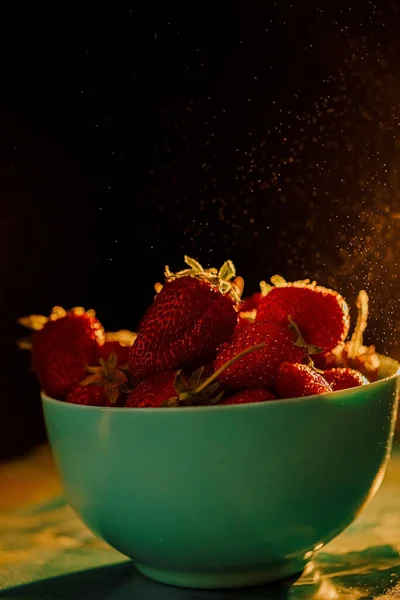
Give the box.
[123,2,400,352]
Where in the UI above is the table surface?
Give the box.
[1,444,400,600]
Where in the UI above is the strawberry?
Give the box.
[276,362,333,399]
[239,281,270,313]
[255,276,350,354]
[99,330,137,364]
[129,256,242,380]
[239,293,262,313]
[222,388,276,405]
[322,367,369,391]
[313,343,380,381]
[67,384,110,407]
[126,344,265,408]
[312,346,341,370]
[238,281,271,325]
[313,290,380,382]
[213,320,309,390]
[19,306,105,399]
[125,370,177,407]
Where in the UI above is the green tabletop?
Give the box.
[1,441,400,599]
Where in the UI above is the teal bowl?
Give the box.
[42,357,400,590]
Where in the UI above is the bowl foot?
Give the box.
[134,558,308,589]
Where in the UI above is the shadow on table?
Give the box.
[1,545,400,600]
[0,562,302,600]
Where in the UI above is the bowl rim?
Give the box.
[41,358,400,414]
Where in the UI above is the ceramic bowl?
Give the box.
[42,357,399,589]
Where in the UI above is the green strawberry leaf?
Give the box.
[189,366,204,387]
[184,256,204,272]
[174,370,188,395]
[259,280,273,296]
[218,260,236,282]
[270,275,287,287]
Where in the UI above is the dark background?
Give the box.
[1,2,400,458]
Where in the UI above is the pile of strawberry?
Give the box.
[18,256,381,408]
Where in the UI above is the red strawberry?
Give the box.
[126,370,177,408]
[129,257,241,380]
[67,384,110,407]
[213,321,308,390]
[276,362,333,399]
[313,290,380,382]
[239,292,262,313]
[20,306,105,399]
[312,342,380,380]
[238,282,271,325]
[126,364,227,409]
[222,388,276,405]
[256,276,350,354]
[322,367,369,391]
[126,344,265,408]
[126,360,230,409]
[312,347,341,370]
[100,330,137,363]
[239,281,270,313]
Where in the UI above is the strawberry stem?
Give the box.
[194,342,267,393]
[347,290,368,360]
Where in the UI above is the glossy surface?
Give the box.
[3,443,400,598]
[41,361,399,589]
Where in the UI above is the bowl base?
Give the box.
[134,558,308,589]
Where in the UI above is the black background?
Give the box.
[1,2,400,458]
